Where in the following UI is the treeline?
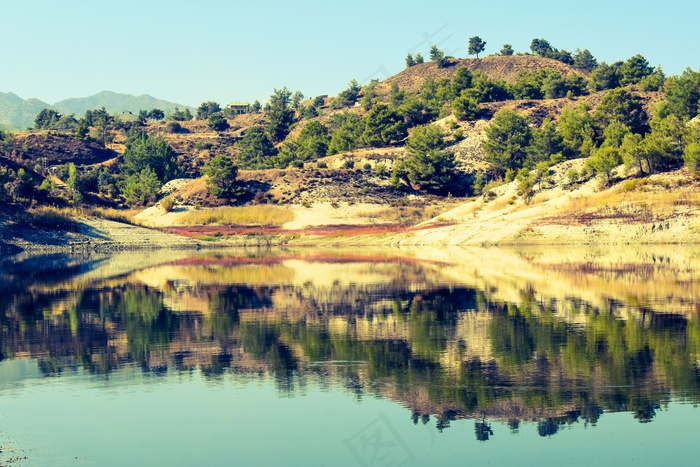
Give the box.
[482,67,700,196]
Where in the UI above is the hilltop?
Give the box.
[376,55,586,95]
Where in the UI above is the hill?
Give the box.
[0,92,53,130]
[0,91,193,130]
[53,91,193,118]
[376,55,587,96]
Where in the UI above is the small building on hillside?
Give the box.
[226,102,249,115]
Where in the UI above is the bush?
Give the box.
[165,121,183,133]
[207,113,230,132]
[161,196,176,213]
[343,159,355,169]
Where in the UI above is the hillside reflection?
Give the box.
[2,247,700,438]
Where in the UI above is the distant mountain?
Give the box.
[0,90,193,130]
[0,92,52,130]
[53,91,192,118]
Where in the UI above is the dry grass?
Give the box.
[356,205,449,225]
[25,207,80,232]
[25,206,138,230]
[88,207,139,224]
[178,205,295,226]
[550,184,700,225]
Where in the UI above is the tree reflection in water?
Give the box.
[2,250,700,441]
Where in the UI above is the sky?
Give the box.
[1,0,699,107]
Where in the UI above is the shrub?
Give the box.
[343,159,355,169]
[165,121,183,133]
[161,196,176,213]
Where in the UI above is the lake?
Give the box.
[1,246,699,466]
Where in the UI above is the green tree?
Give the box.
[196,101,221,120]
[291,91,305,109]
[452,95,480,121]
[203,154,240,199]
[34,108,62,130]
[121,132,179,183]
[500,44,514,56]
[484,109,532,175]
[621,133,649,175]
[593,88,648,135]
[207,113,230,132]
[565,73,590,97]
[405,53,415,68]
[67,163,83,203]
[527,118,564,166]
[361,104,407,147]
[328,113,364,154]
[557,102,596,158]
[86,107,114,146]
[74,118,90,141]
[167,107,193,121]
[541,71,568,99]
[335,79,362,108]
[295,121,330,160]
[265,87,295,143]
[638,66,666,92]
[361,80,379,111]
[589,61,622,91]
[644,114,687,170]
[250,100,262,113]
[397,96,432,126]
[404,150,456,192]
[530,38,554,57]
[510,70,545,100]
[573,49,598,72]
[601,121,631,149]
[401,125,455,192]
[406,124,447,154]
[430,45,447,68]
[663,68,700,121]
[468,36,486,58]
[588,146,621,185]
[462,71,511,103]
[620,54,653,86]
[147,109,165,121]
[451,67,473,95]
[236,126,277,169]
[414,52,424,64]
[121,167,161,206]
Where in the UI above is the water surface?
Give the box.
[1,247,699,466]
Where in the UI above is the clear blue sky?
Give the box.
[2,0,698,107]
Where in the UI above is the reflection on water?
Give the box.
[1,247,700,462]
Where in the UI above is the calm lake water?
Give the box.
[1,246,699,466]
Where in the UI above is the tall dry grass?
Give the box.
[26,207,80,231]
[356,205,448,225]
[178,205,294,226]
[24,206,139,231]
[558,184,700,222]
